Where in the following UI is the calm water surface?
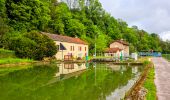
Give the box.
[0,63,144,100]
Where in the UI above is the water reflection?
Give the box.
[0,63,144,100]
[55,63,87,77]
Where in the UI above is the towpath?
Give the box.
[152,57,170,100]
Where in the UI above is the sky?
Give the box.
[99,0,170,41]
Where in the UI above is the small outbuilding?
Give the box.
[104,39,129,57]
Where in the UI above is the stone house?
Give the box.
[42,32,88,60]
[105,40,129,57]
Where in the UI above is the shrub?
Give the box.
[2,31,57,60]
[9,36,37,59]
[24,31,57,60]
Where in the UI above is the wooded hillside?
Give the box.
[0,0,169,55]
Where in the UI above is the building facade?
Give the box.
[105,40,129,57]
[42,32,88,60]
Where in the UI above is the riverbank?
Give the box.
[0,58,33,65]
[0,48,35,66]
[143,66,156,100]
[125,57,156,100]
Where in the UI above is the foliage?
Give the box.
[162,54,170,61]
[2,31,57,60]
[0,17,9,47]
[160,40,170,53]
[5,0,50,31]
[96,33,109,52]
[143,67,156,100]
[24,31,57,60]
[65,19,85,37]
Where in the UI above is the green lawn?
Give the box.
[162,54,170,61]
[88,56,116,60]
[0,48,34,65]
[0,58,33,65]
[0,48,16,58]
[143,67,156,100]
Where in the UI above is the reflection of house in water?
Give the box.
[108,65,127,72]
[132,67,138,74]
[46,63,87,86]
[55,63,87,79]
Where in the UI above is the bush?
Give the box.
[9,36,37,59]
[2,31,57,60]
[24,31,57,60]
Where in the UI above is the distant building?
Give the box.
[42,32,88,60]
[104,40,129,57]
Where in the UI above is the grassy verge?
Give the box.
[88,56,112,60]
[143,66,156,100]
[0,48,34,65]
[162,54,170,61]
[0,48,16,58]
[0,58,33,65]
[124,57,156,100]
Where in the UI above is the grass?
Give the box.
[0,48,34,65]
[90,56,112,59]
[143,67,156,100]
[0,58,33,65]
[0,48,16,58]
[162,54,170,61]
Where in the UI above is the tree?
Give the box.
[0,17,9,47]
[3,31,57,60]
[0,0,6,18]
[96,33,109,52]
[49,2,72,34]
[65,19,85,37]
[24,31,57,60]
[6,0,50,31]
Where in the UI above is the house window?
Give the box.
[78,46,82,51]
[70,46,72,51]
[85,47,86,51]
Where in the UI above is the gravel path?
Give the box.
[152,57,170,100]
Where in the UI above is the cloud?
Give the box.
[159,31,170,41]
[99,0,170,40]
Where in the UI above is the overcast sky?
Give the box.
[99,0,170,41]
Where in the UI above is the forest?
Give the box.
[0,0,170,59]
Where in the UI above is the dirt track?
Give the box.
[152,57,170,100]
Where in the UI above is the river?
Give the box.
[0,62,144,100]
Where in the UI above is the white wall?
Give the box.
[54,41,88,60]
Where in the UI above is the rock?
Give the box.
[137,87,148,100]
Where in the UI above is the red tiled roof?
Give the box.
[105,48,122,53]
[41,32,88,45]
[111,40,129,46]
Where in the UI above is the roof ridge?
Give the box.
[41,32,88,45]
[111,39,129,46]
